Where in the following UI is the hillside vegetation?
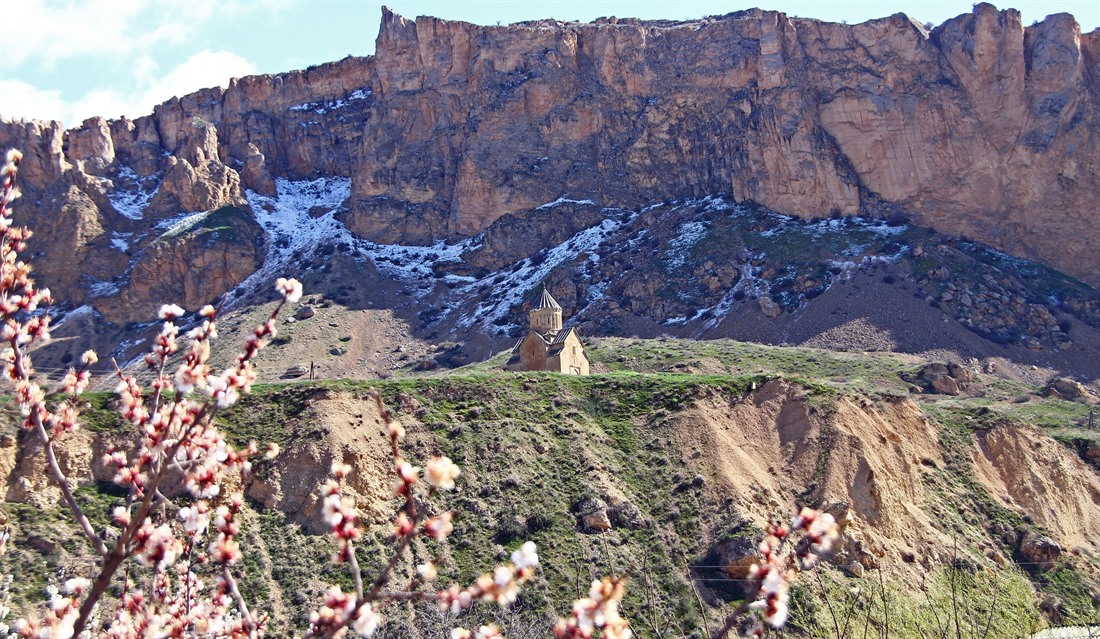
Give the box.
[2,338,1098,636]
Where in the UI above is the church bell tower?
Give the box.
[528,288,563,334]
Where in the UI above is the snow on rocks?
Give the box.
[289,88,371,114]
[107,167,160,220]
[454,212,634,331]
[231,177,473,307]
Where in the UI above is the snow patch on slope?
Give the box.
[664,221,708,270]
[536,197,597,210]
[454,212,633,331]
[110,232,132,252]
[289,88,371,114]
[156,210,214,240]
[234,177,475,306]
[107,167,160,220]
[86,278,121,298]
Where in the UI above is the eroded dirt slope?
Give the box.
[973,424,1100,554]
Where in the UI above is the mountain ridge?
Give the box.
[3,5,1100,633]
[1,3,1099,384]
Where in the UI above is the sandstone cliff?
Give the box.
[0,57,374,322]
[350,3,1100,288]
[0,3,1097,324]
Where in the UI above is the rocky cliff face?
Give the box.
[350,3,1100,287]
[0,3,1097,327]
[0,57,374,323]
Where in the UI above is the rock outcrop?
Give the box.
[349,4,1100,288]
[108,207,267,324]
[0,57,375,323]
[1018,531,1062,571]
[0,3,1098,326]
[915,362,972,395]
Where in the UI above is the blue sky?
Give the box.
[2,0,1097,127]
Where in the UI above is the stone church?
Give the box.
[505,288,590,375]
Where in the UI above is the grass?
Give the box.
[791,565,1046,639]
[586,336,918,396]
[215,384,314,447]
[75,392,128,433]
[1037,565,1100,625]
[3,336,1099,633]
[157,205,254,244]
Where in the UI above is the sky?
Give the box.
[2,0,1098,127]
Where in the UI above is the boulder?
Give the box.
[582,510,611,532]
[608,501,649,530]
[930,374,961,396]
[758,296,781,319]
[1042,377,1093,402]
[947,362,971,383]
[712,536,760,580]
[919,362,967,395]
[284,364,310,378]
[823,501,853,532]
[1018,531,1061,571]
[574,497,612,532]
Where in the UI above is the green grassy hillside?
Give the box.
[2,338,1098,636]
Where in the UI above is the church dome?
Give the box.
[535,288,562,310]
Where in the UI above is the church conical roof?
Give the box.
[535,288,562,310]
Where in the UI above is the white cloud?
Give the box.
[5,0,171,69]
[1,51,258,126]
[142,50,258,111]
[0,80,69,123]
[4,0,299,69]
[0,0,288,126]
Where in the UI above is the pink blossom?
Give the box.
[417,562,438,581]
[275,277,303,303]
[423,511,454,540]
[396,460,419,484]
[554,577,631,639]
[351,603,380,637]
[425,456,461,490]
[511,541,539,570]
[158,304,185,320]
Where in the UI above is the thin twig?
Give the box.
[840,587,858,639]
[712,596,756,639]
[347,540,365,601]
[951,538,962,639]
[688,567,710,638]
[10,341,107,558]
[30,406,108,556]
[878,567,889,639]
[817,568,843,639]
[222,565,260,638]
